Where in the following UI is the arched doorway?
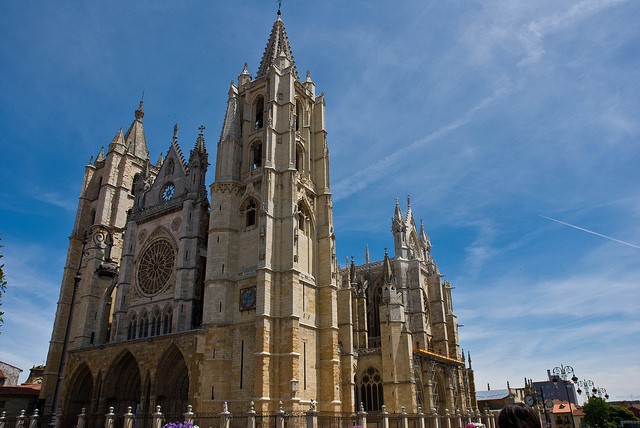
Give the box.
[155,345,189,417]
[65,363,93,420]
[103,351,141,416]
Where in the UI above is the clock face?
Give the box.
[240,287,257,311]
[162,183,175,201]
[525,395,535,407]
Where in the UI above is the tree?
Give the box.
[0,237,6,333]
[582,396,611,428]
[610,406,639,425]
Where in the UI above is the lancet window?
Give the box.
[254,96,264,129]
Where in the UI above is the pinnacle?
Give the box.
[257,13,298,79]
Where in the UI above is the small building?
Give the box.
[0,365,42,416]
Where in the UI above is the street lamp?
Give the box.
[48,224,116,428]
[575,379,594,398]
[551,364,578,428]
[593,388,609,400]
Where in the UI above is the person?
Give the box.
[498,404,540,428]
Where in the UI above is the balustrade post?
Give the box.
[444,409,452,428]
[247,401,256,428]
[77,408,87,428]
[418,406,426,428]
[183,405,195,425]
[0,411,6,428]
[15,410,27,428]
[276,402,285,428]
[28,409,39,428]
[306,399,318,428]
[123,406,135,428]
[358,403,367,428]
[104,407,115,428]
[220,402,231,428]
[152,405,164,428]
[381,405,389,428]
[489,412,496,428]
[401,406,409,428]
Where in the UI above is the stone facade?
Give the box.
[39,12,477,425]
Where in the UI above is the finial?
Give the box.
[173,123,179,143]
[277,0,282,16]
[306,70,312,82]
[407,193,411,208]
[384,247,388,257]
[395,196,399,206]
[198,125,205,136]
[242,62,250,75]
[365,244,370,264]
[135,98,144,121]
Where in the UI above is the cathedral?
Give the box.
[39,11,477,425]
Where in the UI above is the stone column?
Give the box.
[123,406,135,428]
[276,402,285,428]
[0,411,7,428]
[358,403,367,427]
[401,406,409,428]
[220,402,231,428]
[152,405,163,428]
[77,408,87,428]
[184,405,195,425]
[381,405,389,428]
[104,407,115,428]
[306,400,318,428]
[28,409,39,428]
[247,401,256,428]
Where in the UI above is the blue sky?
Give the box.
[1,1,639,402]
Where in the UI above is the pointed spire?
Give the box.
[349,256,356,284]
[468,351,472,369]
[96,146,105,162]
[193,125,207,155]
[365,244,370,264]
[124,99,150,160]
[383,248,393,285]
[405,193,414,225]
[257,12,298,79]
[156,152,164,168]
[392,197,405,233]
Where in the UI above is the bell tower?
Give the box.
[202,12,342,412]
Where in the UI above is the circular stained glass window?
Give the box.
[137,239,175,296]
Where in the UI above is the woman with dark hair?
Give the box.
[498,404,541,428]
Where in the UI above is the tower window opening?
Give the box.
[246,200,257,227]
[295,101,302,131]
[251,142,262,170]
[254,96,264,129]
[296,146,303,172]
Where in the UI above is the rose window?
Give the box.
[137,240,175,296]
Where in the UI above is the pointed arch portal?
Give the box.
[65,363,94,419]
[103,351,141,415]
[156,345,189,416]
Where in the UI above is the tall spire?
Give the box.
[257,12,298,79]
[124,98,150,160]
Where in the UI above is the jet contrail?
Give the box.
[539,215,640,249]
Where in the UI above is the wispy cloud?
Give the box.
[333,85,511,200]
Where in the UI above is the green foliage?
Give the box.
[610,406,639,424]
[582,397,611,428]
[0,238,6,332]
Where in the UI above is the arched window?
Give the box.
[254,96,264,129]
[295,101,302,131]
[139,311,148,338]
[358,367,384,411]
[163,307,173,334]
[245,200,257,228]
[127,315,137,340]
[151,308,161,336]
[251,141,262,170]
[367,283,383,345]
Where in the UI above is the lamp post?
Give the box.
[48,224,115,428]
[593,388,609,400]
[575,379,594,402]
[551,365,578,428]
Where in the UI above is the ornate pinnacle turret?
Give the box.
[194,125,206,155]
[392,197,405,232]
[382,248,394,285]
[124,99,149,160]
[95,146,105,163]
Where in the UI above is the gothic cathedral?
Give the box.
[40,12,477,424]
